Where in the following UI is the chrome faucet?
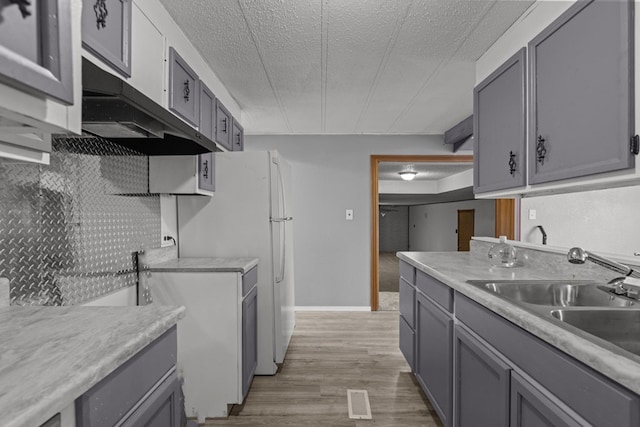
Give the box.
[567,247,640,298]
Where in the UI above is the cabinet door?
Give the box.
[511,372,584,427]
[199,83,215,141]
[473,48,526,193]
[216,99,233,150]
[454,325,510,427]
[415,292,453,427]
[121,374,181,427]
[242,286,258,398]
[399,278,415,327]
[529,0,634,184]
[0,0,74,104]
[232,119,244,151]
[198,152,215,192]
[82,0,132,77]
[168,47,199,127]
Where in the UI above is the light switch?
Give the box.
[529,209,537,220]
[346,209,354,220]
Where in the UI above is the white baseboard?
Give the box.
[295,306,371,312]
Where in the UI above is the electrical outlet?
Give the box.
[346,209,354,220]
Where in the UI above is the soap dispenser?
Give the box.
[488,236,517,267]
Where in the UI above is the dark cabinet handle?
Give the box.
[202,159,209,180]
[509,151,517,176]
[234,133,241,146]
[94,0,108,29]
[536,135,547,165]
[222,118,227,133]
[183,80,190,102]
[12,0,32,19]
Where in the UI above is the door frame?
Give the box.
[370,154,515,311]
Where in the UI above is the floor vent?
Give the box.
[347,389,372,420]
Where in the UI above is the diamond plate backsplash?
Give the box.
[0,136,160,305]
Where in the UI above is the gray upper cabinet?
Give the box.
[0,0,74,104]
[216,99,233,150]
[528,0,635,184]
[232,119,244,151]
[82,0,132,77]
[168,47,199,127]
[198,152,215,193]
[199,82,215,141]
[473,48,526,193]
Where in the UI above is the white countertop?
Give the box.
[147,257,259,273]
[0,304,185,427]
[397,251,640,395]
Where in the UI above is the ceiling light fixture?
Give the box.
[399,171,417,181]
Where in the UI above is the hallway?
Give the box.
[205,311,442,426]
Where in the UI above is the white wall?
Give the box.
[244,135,459,307]
[520,185,640,257]
[409,200,495,251]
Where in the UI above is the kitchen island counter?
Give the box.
[0,304,185,427]
[397,250,640,396]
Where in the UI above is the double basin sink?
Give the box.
[466,280,640,357]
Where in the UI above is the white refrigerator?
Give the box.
[177,150,295,375]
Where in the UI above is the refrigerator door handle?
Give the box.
[270,217,293,222]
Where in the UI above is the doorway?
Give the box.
[457,209,474,251]
[370,155,515,311]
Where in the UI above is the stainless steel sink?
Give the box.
[551,309,640,356]
[466,280,635,308]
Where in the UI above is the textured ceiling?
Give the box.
[378,162,473,181]
[379,187,475,206]
[159,0,534,135]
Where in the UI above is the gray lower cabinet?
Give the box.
[415,291,453,427]
[510,372,583,427]
[456,293,640,427]
[76,326,180,427]
[454,325,510,427]
[528,0,635,184]
[398,261,416,371]
[473,48,526,193]
[242,285,258,397]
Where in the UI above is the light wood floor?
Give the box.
[204,312,443,427]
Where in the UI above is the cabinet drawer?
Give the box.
[243,266,258,297]
[168,47,199,126]
[215,99,232,150]
[75,327,178,427]
[399,278,415,328]
[417,270,453,313]
[399,260,415,285]
[399,315,414,370]
[455,294,640,427]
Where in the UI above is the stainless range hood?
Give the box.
[82,59,217,155]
